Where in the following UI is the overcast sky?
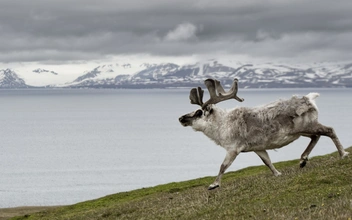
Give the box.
[1,0,352,66]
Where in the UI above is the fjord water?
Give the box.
[0,88,351,208]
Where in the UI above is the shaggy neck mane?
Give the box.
[196,107,234,146]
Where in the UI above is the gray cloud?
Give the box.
[1,0,352,63]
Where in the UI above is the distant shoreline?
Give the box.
[0,206,62,220]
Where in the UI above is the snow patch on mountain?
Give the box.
[14,68,62,87]
[66,63,146,87]
[33,68,59,75]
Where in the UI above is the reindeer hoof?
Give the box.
[300,160,307,168]
[208,184,219,190]
[274,171,282,176]
[341,152,349,159]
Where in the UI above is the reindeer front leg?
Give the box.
[209,150,238,190]
[255,150,282,176]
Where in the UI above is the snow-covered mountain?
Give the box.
[1,61,352,88]
[6,68,64,87]
[65,63,146,87]
[0,69,28,88]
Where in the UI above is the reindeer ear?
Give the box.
[204,105,212,112]
[204,105,213,116]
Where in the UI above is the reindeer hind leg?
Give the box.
[304,123,349,158]
[300,135,320,168]
[315,123,349,158]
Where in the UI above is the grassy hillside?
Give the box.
[10,147,352,220]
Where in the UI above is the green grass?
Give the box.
[12,147,352,220]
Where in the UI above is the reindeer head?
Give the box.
[179,78,244,128]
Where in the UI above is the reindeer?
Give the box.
[179,78,349,190]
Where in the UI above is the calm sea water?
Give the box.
[0,88,351,208]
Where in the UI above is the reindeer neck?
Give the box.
[201,107,231,145]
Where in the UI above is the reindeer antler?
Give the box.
[189,87,204,106]
[189,78,244,109]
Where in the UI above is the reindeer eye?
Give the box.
[195,110,203,117]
